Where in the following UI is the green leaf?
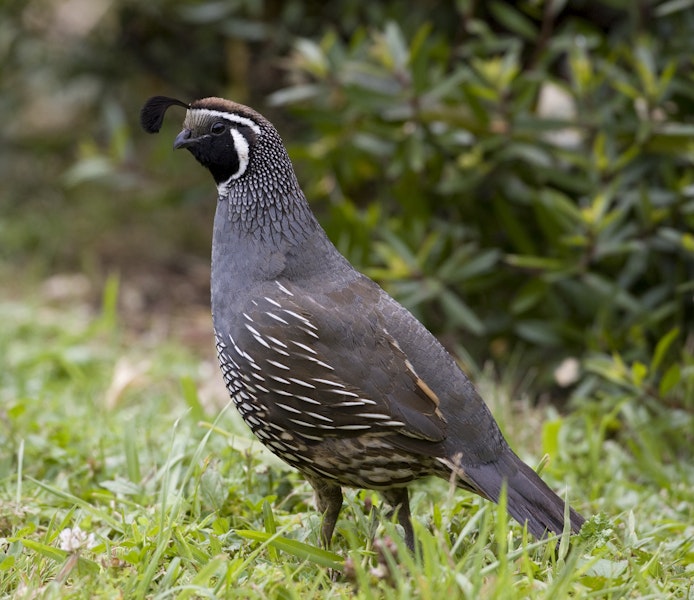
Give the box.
[124,425,141,485]
[650,328,680,373]
[542,419,561,457]
[455,249,502,281]
[659,364,681,396]
[538,189,584,227]
[27,477,124,532]
[63,157,114,186]
[631,361,648,387]
[235,530,344,571]
[200,465,228,512]
[440,289,485,335]
[514,320,563,347]
[182,556,228,598]
[505,254,569,272]
[268,84,324,106]
[655,0,694,16]
[510,279,547,315]
[294,38,329,77]
[180,375,205,421]
[100,477,143,497]
[20,539,67,562]
[262,500,279,562]
[100,273,120,332]
[383,21,409,71]
[679,232,694,253]
[489,1,538,41]
[0,555,15,571]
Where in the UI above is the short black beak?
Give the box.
[173,129,194,150]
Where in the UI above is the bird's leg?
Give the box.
[306,475,343,548]
[382,487,414,551]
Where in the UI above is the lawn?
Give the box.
[1,274,692,599]
[3,0,694,597]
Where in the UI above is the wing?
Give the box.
[219,278,447,444]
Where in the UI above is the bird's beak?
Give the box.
[173,129,194,150]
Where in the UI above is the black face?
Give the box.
[140,96,260,186]
[181,121,241,184]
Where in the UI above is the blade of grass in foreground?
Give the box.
[235,529,344,571]
[26,477,124,533]
[18,539,100,575]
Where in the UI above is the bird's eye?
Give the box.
[210,122,226,135]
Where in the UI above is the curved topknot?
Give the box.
[140,96,189,133]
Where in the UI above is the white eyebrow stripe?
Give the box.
[189,108,261,134]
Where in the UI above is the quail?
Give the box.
[140,95,585,550]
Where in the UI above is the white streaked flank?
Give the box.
[251,334,270,349]
[244,323,261,337]
[295,395,321,405]
[305,411,333,422]
[288,377,316,389]
[276,281,294,296]
[299,326,320,339]
[326,389,360,397]
[270,388,294,397]
[290,340,318,355]
[289,418,317,428]
[266,312,289,325]
[266,358,290,370]
[312,378,345,388]
[264,296,282,308]
[282,309,317,329]
[332,400,365,408]
[266,335,288,348]
[355,412,391,420]
[305,356,335,370]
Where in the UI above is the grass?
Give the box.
[0,276,692,599]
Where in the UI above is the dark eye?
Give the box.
[210,122,226,135]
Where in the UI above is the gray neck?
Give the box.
[211,155,351,291]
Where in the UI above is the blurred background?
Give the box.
[2,0,693,410]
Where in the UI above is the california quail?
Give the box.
[141,95,585,550]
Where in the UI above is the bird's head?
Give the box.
[140,96,268,190]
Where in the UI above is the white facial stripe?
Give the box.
[190,108,261,135]
[216,128,250,195]
[229,129,249,179]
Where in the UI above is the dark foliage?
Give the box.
[2,0,692,407]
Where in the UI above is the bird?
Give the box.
[140,95,585,551]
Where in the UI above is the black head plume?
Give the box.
[140,96,190,133]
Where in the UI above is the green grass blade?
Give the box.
[26,477,124,533]
[235,530,344,571]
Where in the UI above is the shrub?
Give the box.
[268,5,694,401]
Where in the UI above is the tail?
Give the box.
[462,448,585,539]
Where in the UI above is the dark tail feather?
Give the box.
[463,449,585,539]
